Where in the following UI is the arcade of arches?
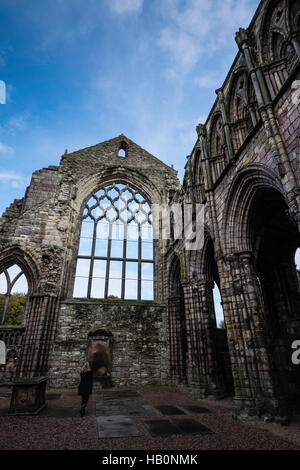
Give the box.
[0,0,300,422]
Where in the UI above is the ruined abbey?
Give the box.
[0,0,299,422]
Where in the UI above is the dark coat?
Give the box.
[78,370,93,396]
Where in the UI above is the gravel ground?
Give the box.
[0,385,300,450]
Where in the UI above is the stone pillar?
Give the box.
[167,295,187,385]
[220,252,282,420]
[17,287,60,378]
[248,103,258,128]
[215,88,234,161]
[235,28,268,107]
[183,281,226,399]
[196,124,213,191]
[235,28,285,172]
[196,124,223,259]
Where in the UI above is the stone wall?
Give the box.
[0,134,180,383]
[0,0,299,422]
[165,0,300,420]
[49,299,170,388]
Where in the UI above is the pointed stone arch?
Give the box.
[192,148,206,203]
[0,247,40,327]
[259,0,288,63]
[0,246,39,297]
[66,167,163,299]
[220,163,300,416]
[209,113,226,157]
[192,149,202,186]
[172,228,234,397]
[259,0,298,72]
[222,164,285,254]
[0,248,39,380]
[226,69,259,151]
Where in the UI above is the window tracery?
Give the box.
[0,265,28,325]
[73,183,154,300]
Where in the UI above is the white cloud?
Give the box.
[4,115,28,133]
[159,28,202,77]
[91,69,201,182]
[157,0,257,77]
[125,90,198,181]
[106,0,143,15]
[0,142,14,156]
[0,170,29,189]
[194,73,223,89]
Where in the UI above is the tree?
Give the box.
[0,293,27,325]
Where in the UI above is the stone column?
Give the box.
[17,285,60,378]
[183,281,226,399]
[219,252,282,420]
[196,124,212,191]
[235,28,268,107]
[196,124,223,259]
[167,294,187,385]
[215,88,234,161]
[235,28,285,171]
[248,103,258,128]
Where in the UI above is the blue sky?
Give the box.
[0,0,299,316]
[0,0,261,218]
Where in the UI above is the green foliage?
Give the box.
[0,293,27,325]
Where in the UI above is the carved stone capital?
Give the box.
[235,27,251,50]
[215,88,224,101]
[196,124,207,139]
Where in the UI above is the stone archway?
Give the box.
[221,166,300,418]
[204,237,234,398]
[249,187,300,414]
[0,248,39,381]
[185,233,234,399]
[167,255,187,385]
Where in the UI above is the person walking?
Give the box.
[78,361,93,417]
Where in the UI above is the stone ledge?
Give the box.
[61,298,165,307]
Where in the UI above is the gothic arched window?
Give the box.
[228,71,259,151]
[261,0,297,74]
[210,114,225,156]
[0,265,28,325]
[73,183,154,300]
[229,73,248,123]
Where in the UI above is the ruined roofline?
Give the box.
[60,133,179,177]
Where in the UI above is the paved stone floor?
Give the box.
[0,385,300,450]
[95,389,212,438]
